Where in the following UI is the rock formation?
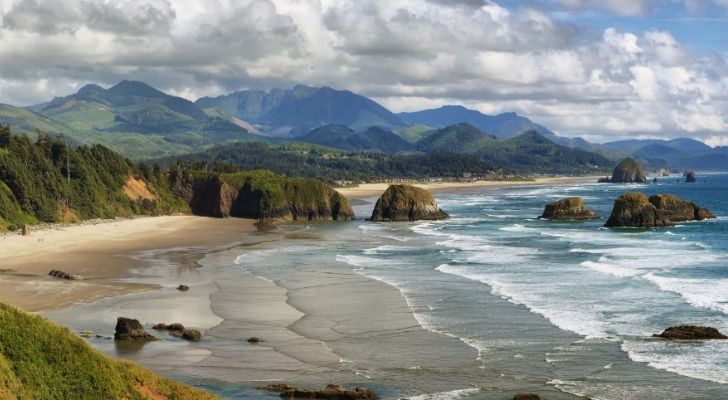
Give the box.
[173,171,355,223]
[604,192,715,228]
[514,395,541,400]
[685,171,697,183]
[48,270,84,280]
[177,284,190,291]
[598,158,647,183]
[114,317,156,341]
[369,185,449,222]
[654,325,727,340]
[153,322,201,341]
[259,383,378,400]
[539,197,599,221]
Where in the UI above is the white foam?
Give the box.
[644,273,728,315]
[406,388,481,400]
[622,339,728,384]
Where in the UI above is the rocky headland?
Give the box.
[604,192,715,228]
[172,170,355,223]
[598,157,647,183]
[369,184,449,222]
[539,197,599,221]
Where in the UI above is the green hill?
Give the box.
[29,81,268,159]
[298,124,412,153]
[0,104,75,137]
[476,130,612,173]
[415,123,496,153]
[0,302,217,400]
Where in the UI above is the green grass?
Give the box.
[0,303,218,400]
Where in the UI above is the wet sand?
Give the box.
[0,216,256,311]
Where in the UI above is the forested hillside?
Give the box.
[0,125,187,231]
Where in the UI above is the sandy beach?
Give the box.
[0,216,256,312]
[337,175,603,199]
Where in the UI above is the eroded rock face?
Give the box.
[604,192,715,228]
[539,197,599,221]
[654,325,727,340]
[114,317,156,341]
[369,185,448,222]
[599,158,647,183]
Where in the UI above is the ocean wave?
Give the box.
[643,273,728,315]
[622,339,728,384]
[405,388,481,400]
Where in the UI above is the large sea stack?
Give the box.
[539,197,599,221]
[369,185,449,222]
[604,192,715,228]
[599,158,647,183]
[172,170,355,222]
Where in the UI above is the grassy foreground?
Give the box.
[0,303,218,400]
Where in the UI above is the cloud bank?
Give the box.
[0,0,727,143]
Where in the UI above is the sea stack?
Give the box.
[539,197,599,221]
[599,158,647,183]
[369,184,449,222]
[604,192,715,228]
[654,325,727,340]
[685,171,697,183]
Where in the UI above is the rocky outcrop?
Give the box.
[114,317,156,341]
[48,270,85,281]
[177,284,190,291]
[514,395,541,400]
[369,185,448,222]
[685,171,697,183]
[259,384,378,400]
[539,197,599,221]
[604,192,715,228]
[153,322,201,341]
[173,171,355,223]
[598,158,647,183]
[654,325,727,340]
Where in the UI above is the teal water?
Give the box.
[236,174,728,399]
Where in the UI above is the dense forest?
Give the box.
[156,141,506,182]
[0,125,187,231]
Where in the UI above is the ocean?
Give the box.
[45,174,728,399]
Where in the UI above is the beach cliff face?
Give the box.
[173,170,355,223]
[369,184,448,222]
[605,192,715,228]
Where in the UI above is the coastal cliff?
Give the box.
[369,184,448,221]
[605,192,715,228]
[172,170,355,222]
[0,303,217,400]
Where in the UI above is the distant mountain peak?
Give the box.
[108,80,166,98]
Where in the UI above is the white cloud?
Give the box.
[0,0,726,143]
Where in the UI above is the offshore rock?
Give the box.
[539,197,599,221]
[654,325,728,340]
[369,185,448,222]
[599,158,647,183]
[279,384,379,400]
[604,192,715,228]
[114,317,156,341]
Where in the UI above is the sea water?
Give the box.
[44,174,728,399]
[238,174,728,399]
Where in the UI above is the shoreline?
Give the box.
[0,215,256,312]
[336,175,603,199]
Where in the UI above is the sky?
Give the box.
[0,0,728,144]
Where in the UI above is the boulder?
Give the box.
[278,384,378,400]
[604,192,715,228]
[514,395,541,400]
[113,317,156,341]
[599,158,647,183]
[539,197,599,221]
[369,185,448,222]
[247,337,260,343]
[685,171,697,183]
[170,329,202,341]
[48,269,84,281]
[257,384,297,392]
[153,322,185,331]
[654,325,727,340]
[21,224,31,236]
[177,284,190,291]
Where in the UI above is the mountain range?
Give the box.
[0,79,724,170]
